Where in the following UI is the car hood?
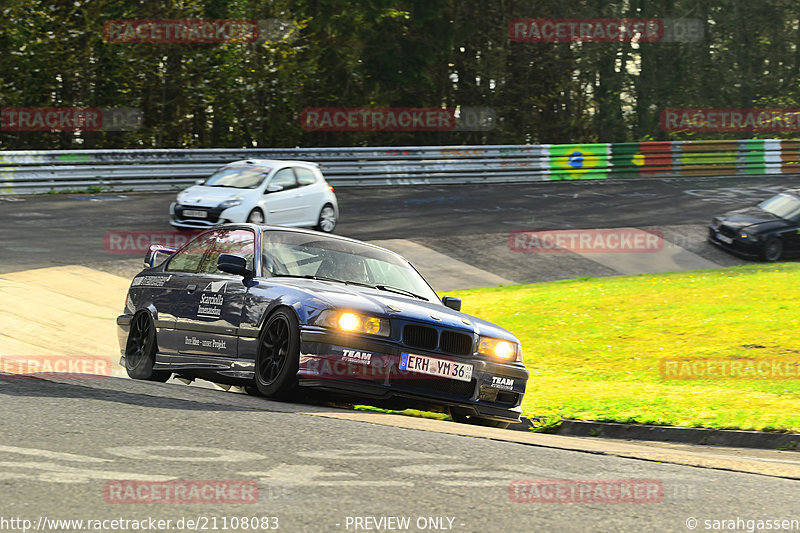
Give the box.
[270,278,518,342]
[178,185,245,208]
[715,207,788,232]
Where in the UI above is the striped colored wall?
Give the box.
[544,139,799,180]
[1,139,798,193]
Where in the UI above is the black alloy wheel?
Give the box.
[125,312,171,382]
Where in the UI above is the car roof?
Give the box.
[219,223,405,258]
[223,159,320,169]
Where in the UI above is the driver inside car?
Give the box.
[335,255,369,284]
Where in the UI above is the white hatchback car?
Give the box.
[169,159,339,232]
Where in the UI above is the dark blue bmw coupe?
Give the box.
[117,224,528,427]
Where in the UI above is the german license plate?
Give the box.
[716,232,733,244]
[183,209,207,218]
[400,352,473,382]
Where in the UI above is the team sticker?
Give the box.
[184,335,226,350]
[197,281,227,318]
[132,275,172,287]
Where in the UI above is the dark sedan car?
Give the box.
[117,224,528,427]
[709,190,800,262]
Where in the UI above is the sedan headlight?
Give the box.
[740,231,760,241]
[318,310,390,337]
[218,196,243,209]
[478,336,521,362]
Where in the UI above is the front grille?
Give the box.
[176,205,221,223]
[718,225,737,238]
[440,330,473,356]
[395,378,476,399]
[403,324,437,351]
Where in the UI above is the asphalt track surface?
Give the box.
[2,375,800,533]
[3,176,800,532]
[2,174,800,276]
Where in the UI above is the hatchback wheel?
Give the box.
[316,204,336,233]
[247,208,265,225]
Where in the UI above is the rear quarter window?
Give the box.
[295,167,318,186]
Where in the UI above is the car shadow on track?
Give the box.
[0,375,264,412]
[0,374,363,417]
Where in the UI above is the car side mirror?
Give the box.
[442,296,462,311]
[194,179,204,185]
[266,183,284,193]
[217,254,252,277]
[144,244,177,268]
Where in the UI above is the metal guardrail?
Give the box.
[1,140,798,194]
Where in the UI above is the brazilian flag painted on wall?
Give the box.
[548,144,610,180]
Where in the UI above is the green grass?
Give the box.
[451,263,800,433]
[354,405,450,421]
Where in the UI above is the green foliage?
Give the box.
[1,0,799,149]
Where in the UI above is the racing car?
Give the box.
[117,224,528,427]
[709,189,800,262]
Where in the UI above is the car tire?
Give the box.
[124,312,171,382]
[253,308,300,399]
[448,408,511,429]
[315,204,337,233]
[760,237,783,262]
[247,208,265,225]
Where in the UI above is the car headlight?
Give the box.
[218,197,243,209]
[319,310,390,337]
[478,336,521,361]
[740,231,760,241]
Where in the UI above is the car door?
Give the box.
[780,225,800,254]
[292,166,322,225]
[170,228,255,361]
[260,167,305,226]
[157,229,222,355]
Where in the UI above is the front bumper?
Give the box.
[116,314,132,356]
[169,202,233,229]
[707,226,760,259]
[297,327,528,423]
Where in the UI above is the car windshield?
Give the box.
[758,193,800,220]
[204,167,271,189]
[261,230,440,302]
